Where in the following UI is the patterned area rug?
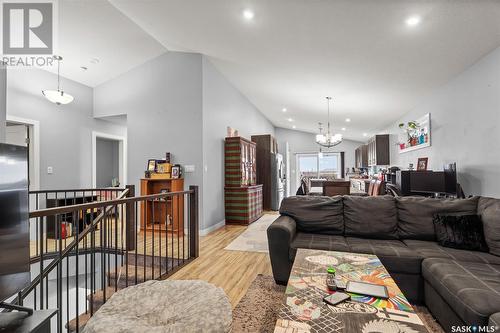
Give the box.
[224,214,278,253]
[232,275,445,333]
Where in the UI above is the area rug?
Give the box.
[224,214,278,253]
[232,274,445,333]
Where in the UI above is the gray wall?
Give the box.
[202,57,275,231]
[275,127,363,195]
[94,53,276,232]
[96,137,119,187]
[0,64,6,143]
[7,68,126,189]
[94,51,204,222]
[382,45,500,197]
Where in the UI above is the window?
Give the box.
[319,153,339,179]
[297,154,318,178]
[296,152,341,181]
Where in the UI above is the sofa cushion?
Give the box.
[345,237,422,274]
[397,197,479,241]
[478,197,500,256]
[289,233,349,261]
[280,196,344,235]
[422,258,500,325]
[343,196,398,239]
[403,240,500,265]
[433,214,489,252]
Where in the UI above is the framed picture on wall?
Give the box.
[398,113,431,153]
[417,157,428,171]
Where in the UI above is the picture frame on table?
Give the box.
[171,165,181,179]
[147,159,157,172]
[417,157,428,171]
[156,161,170,174]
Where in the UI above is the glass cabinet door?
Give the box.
[249,144,256,185]
[241,141,248,186]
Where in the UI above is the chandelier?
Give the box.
[42,55,74,105]
[315,96,342,147]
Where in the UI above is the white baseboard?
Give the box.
[200,219,225,236]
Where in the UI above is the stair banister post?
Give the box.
[125,185,136,251]
[189,185,199,258]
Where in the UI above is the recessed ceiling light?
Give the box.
[282,108,287,113]
[292,125,296,129]
[341,127,346,131]
[406,15,421,27]
[345,118,351,122]
[287,118,293,122]
[243,9,254,20]
[80,66,88,71]
[90,57,100,64]
[363,133,368,137]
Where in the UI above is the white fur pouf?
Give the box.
[83,280,232,333]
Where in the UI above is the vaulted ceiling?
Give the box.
[55,0,500,140]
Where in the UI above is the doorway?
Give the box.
[92,132,127,188]
[5,116,40,191]
[96,138,119,187]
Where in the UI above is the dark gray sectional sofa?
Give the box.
[267,195,500,330]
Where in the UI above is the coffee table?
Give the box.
[274,249,428,333]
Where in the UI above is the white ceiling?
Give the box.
[54,0,166,87]
[59,1,500,140]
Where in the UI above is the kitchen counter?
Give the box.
[350,178,372,194]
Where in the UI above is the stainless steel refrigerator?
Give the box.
[0,143,30,302]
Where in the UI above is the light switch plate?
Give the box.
[184,165,195,173]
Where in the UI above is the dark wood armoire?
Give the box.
[224,137,263,225]
[251,134,278,210]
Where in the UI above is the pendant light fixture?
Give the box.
[42,55,74,105]
[315,97,342,147]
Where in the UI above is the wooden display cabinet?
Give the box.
[140,178,184,236]
[224,136,263,225]
[224,136,257,187]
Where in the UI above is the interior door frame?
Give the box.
[6,115,40,191]
[92,131,127,188]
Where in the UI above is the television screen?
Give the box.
[0,143,30,302]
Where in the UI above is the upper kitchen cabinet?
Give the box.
[355,145,368,168]
[367,134,390,166]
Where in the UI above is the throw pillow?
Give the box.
[433,214,488,252]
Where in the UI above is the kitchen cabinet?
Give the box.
[367,134,390,166]
[355,145,368,168]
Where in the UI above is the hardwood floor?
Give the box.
[30,217,190,260]
[30,213,276,308]
[167,221,274,308]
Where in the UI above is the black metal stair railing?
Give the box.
[28,188,126,260]
[14,185,199,333]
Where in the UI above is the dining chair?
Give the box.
[367,179,376,196]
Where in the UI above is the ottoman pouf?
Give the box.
[83,280,232,333]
